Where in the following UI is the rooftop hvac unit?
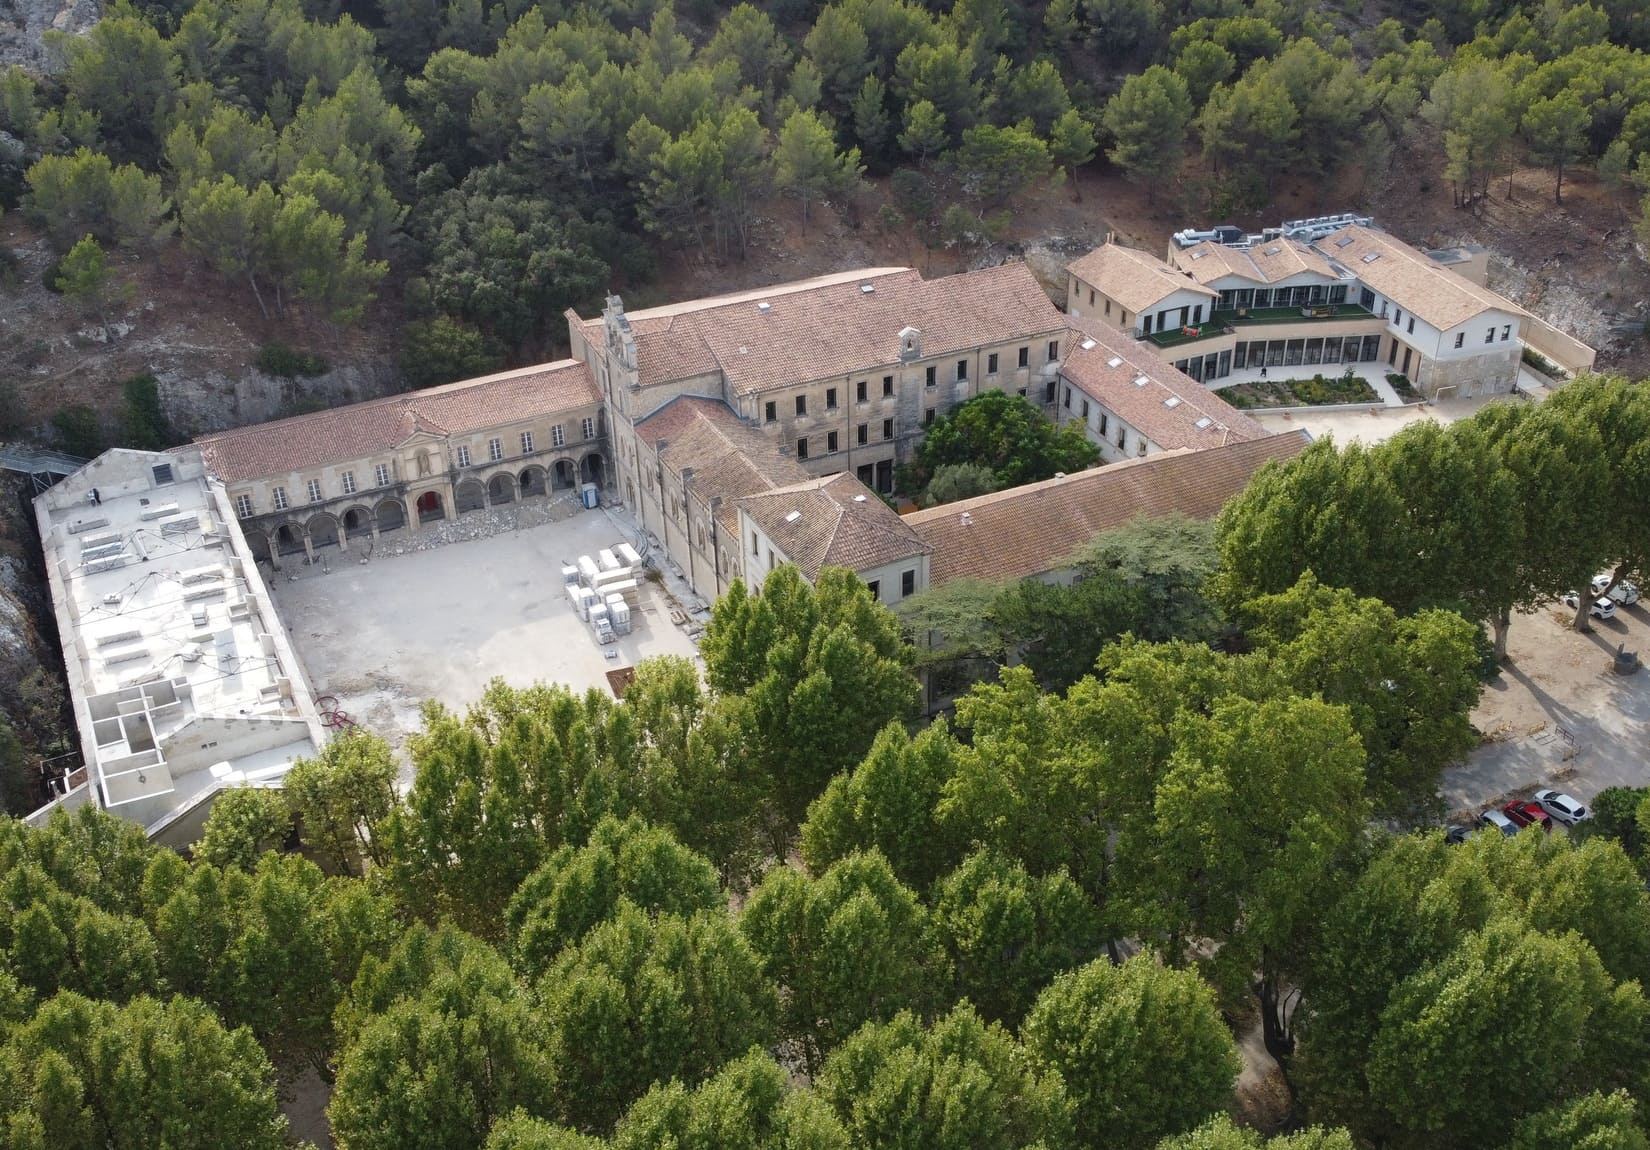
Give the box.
[180,648,203,664]
[102,593,122,607]
[139,501,180,521]
[68,517,112,535]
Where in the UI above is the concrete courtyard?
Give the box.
[1248,393,1505,447]
[267,508,705,767]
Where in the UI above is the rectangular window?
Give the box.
[796,395,807,417]
[988,352,998,374]
[1063,386,1072,410]
[1018,346,1029,368]
[1045,379,1056,403]
[752,532,760,556]
[1407,317,1415,334]
[1501,324,1511,341]
[901,569,915,598]
[1088,288,1096,306]
[272,486,289,511]
[151,464,174,485]
[827,431,838,453]
[1393,308,1402,327]
[924,408,935,426]
[1099,412,1109,435]
[1360,287,1375,310]
[797,436,809,461]
[521,431,534,454]
[765,400,777,422]
[956,359,968,381]
[341,471,356,494]
[235,494,253,518]
[826,387,838,409]
[867,580,880,600]
[1048,340,1060,362]
[1104,300,1112,317]
[1454,332,1465,349]
[456,445,471,468]
[857,379,867,402]
[307,479,322,503]
[1484,328,1494,344]
[582,417,596,440]
[1081,399,1090,419]
[552,424,565,447]
[882,375,894,397]
[488,437,504,462]
[925,365,936,387]
[883,418,894,440]
[375,463,391,487]
[857,423,868,445]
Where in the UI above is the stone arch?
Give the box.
[552,459,577,490]
[455,478,486,514]
[375,498,406,533]
[342,506,373,540]
[244,529,273,564]
[416,490,445,524]
[307,512,341,549]
[580,452,606,488]
[273,522,306,556]
[487,472,517,505]
[519,465,548,498]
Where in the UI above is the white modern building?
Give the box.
[29,449,325,847]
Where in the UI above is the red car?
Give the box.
[1502,800,1552,831]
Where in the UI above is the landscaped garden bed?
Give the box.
[1222,371,1380,409]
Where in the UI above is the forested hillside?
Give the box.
[2,0,1650,449]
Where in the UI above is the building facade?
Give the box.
[1068,219,1547,398]
[194,361,610,567]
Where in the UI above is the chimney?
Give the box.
[898,325,922,363]
[960,512,973,526]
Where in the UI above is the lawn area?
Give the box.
[1223,372,1381,409]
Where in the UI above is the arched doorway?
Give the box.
[375,499,406,533]
[486,473,516,505]
[274,523,305,556]
[244,530,273,564]
[416,490,444,524]
[552,460,576,491]
[308,513,340,549]
[580,452,605,488]
[454,479,486,514]
[343,506,373,540]
[519,465,548,498]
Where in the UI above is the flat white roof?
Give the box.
[34,450,324,831]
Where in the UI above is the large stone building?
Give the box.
[1067,217,1537,398]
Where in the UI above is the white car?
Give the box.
[1590,574,1642,606]
[1562,591,1617,621]
[1534,788,1590,827]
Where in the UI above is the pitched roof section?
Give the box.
[576,263,1066,397]
[1316,225,1530,330]
[1059,319,1267,451]
[1067,244,1217,313]
[908,431,1311,586]
[1175,238,1340,286]
[637,397,811,535]
[194,360,600,483]
[740,473,930,580]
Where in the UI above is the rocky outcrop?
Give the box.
[0,0,100,70]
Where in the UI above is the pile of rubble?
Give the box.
[368,493,585,559]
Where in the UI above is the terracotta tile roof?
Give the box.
[1059,318,1267,451]
[576,264,1066,397]
[908,431,1311,586]
[1174,238,1340,286]
[636,397,811,535]
[194,360,599,483]
[1067,244,1216,313]
[739,472,930,580]
[1315,225,1529,330]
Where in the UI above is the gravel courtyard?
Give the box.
[267,506,705,768]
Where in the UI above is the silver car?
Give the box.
[1533,788,1589,827]
[1478,809,1519,837]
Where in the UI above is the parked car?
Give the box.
[1445,824,1475,844]
[1478,810,1519,837]
[1561,591,1617,621]
[1534,788,1590,827]
[1503,800,1553,831]
[1590,574,1642,606]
